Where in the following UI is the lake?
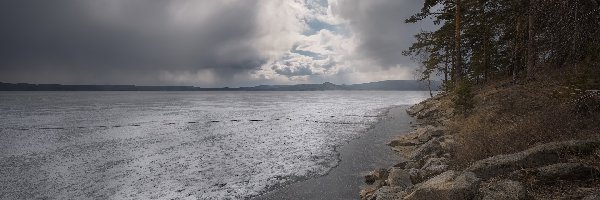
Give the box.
[0,91,429,199]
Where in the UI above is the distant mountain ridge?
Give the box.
[0,80,441,91]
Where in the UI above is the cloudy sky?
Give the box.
[0,0,430,87]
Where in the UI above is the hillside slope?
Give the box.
[360,75,600,199]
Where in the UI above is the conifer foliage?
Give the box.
[404,0,600,113]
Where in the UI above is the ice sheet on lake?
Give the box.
[0,91,430,199]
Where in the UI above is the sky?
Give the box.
[0,0,432,87]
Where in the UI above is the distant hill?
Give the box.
[239,80,441,91]
[0,80,441,91]
[345,80,441,91]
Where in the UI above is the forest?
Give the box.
[359,2,600,198]
[404,0,600,112]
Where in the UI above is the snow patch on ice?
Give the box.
[0,91,430,199]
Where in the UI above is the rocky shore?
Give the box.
[360,93,600,200]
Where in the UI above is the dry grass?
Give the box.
[447,74,600,169]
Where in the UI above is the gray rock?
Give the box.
[404,170,481,200]
[389,130,422,147]
[360,186,379,200]
[364,174,377,185]
[414,99,447,120]
[360,180,387,200]
[415,106,436,119]
[583,193,600,200]
[430,93,448,101]
[392,160,412,168]
[422,157,448,169]
[439,117,451,126]
[393,159,422,169]
[365,168,389,185]
[374,186,409,200]
[407,168,425,184]
[480,179,527,200]
[387,168,413,188]
[439,135,457,153]
[389,137,421,147]
[467,140,600,179]
[536,163,599,181]
[416,126,445,143]
[409,137,444,160]
[407,103,426,116]
[404,161,421,169]
[422,165,448,180]
[420,157,449,179]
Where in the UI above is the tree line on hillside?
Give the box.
[0,80,439,91]
[404,0,600,113]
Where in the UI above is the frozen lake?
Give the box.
[0,91,429,199]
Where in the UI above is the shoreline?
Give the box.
[361,91,600,200]
[359,93,457,199]
[253,105,417,200]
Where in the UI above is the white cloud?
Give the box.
[247,0,425,86]
[0,0,424,86]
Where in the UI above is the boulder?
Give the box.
[387,168,413,188]
[422,157,448,169]
[414,99,446,120]
[415,126,445,143]
[439,135,457,153]
[389,136,421,147]
[404,170,481,200]
[430,93,448,101]
[360,180,389,200]
[409,137,444,160]
[583,193,600,200]
[479,179,527,200]
[391,145,420,159]
[421,164,448,180]
[421,157,449,179]
[364,168,389,184]
[404,161,421,169]
[415,106,436,119]
[535,163,599,181]
[360,186,379,200]
[467,140,600,179]
[389,126,447,148]
[407,168,426,184]
[439,117,452,126]
[364,175,377,185]
[407,103,426,116]
[392,160,410,168]
[372,168,389,180]
[393,160,420,169]
[373,186,410,200]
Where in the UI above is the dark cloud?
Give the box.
[334,0,432,68]
[272,65,314,77]
[0,0,265,85]
[0,0,431,86]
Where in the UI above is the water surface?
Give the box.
[0,91,429,199]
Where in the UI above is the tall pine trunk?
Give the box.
[512,20,521,82]
[481,0,490,82]
[526,0,536,80]
[571,0,580,74]
[454,0,463,84]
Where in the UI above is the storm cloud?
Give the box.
[0,0,428,86]
[0,0,267,85]
[332,0,433,68]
